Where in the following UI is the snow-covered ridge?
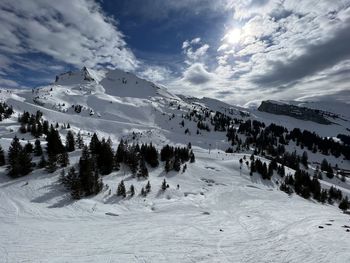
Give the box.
[1,66,350,262]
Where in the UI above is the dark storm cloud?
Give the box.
[252,20,350,87]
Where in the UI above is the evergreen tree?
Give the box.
[339,196,349,211]
[117,180,126,197]
[173,156,181,172]
[97,138,114,175]
[320,189,328,203]
[19,148,32,176]
[141,187,146,197]
[190,151,195,163]
[165,159,171,173]
[0,145,5,166]
[321,159,329,172]
[38,155,47,168]
[326,164,334,179]
[115,139,126,164]
[24,141,33,153]
[65,131,75,152]
[145,180,151,193]
[58,151,69,167]
[76,132,84,149]
[19,123,27,133]
[89,133,101,155]
[268,162,274,178]
[138,157,148,179]
[68,167,82,199]
[127,147,139,176]
[79,146,95,196]
[34,139,43,156]
[140,143,159,167]
[42,120,49,135]
[46,153,58,173]
[129,184,135,197]
[92,169,103,195]
[161,179,167,191]
[301,151,308,168]
[7,137,23,177]
[46,126,64,155]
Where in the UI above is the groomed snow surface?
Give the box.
[1,150,349,263]
[0,68,350,262]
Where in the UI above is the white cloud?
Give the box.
[0,78,21,89]
[182,63,214,85]
[182,38,210,63]
[0,0,139,74]
[190,37,201,44]
[138,65,173,83]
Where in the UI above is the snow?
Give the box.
[1,151,350,262]
[0,68,350,262]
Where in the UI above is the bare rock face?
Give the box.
[82,67,95,81]
[258,100,332,125]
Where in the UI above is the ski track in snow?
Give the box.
[1,151,349,262]
[0,68,349,262]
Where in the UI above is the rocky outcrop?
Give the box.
[258,100,332,125]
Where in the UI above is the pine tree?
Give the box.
[0,145,5,166]
[7,137,23,177]
[268,162,274,178]
[19,148,32,176]
[165,159,171,173]
[301,151,308,168]
[161,179,167,191]
[34,139,43,156]
[38,155,47,168]
[46,153,58,173]
[129,184,135,197]
[19,123,27,133]
[190,151,195,163]
[24,141,33,153]
[115,139,126,164]
[127,148,139,176]
[65,131,75,152]
[98,138,114,175]
[76,132,84,149]
[173,156,181,172]
[58,151,69,167]
[46,126,64,155]
[320,189,328,203]
[321,159,329,172]
[68,167,82,199]
[79,146,95,196]
[339,196,349,211]
[145,180,151,193]
[141,187,146,197]
[137,157,148,179]
[92,169,103,195]
[42,120,49,135]
[117,180,126,197]
[89,133,101,155]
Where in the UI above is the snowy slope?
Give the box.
[1,67,350,262]
[1,150,350,263]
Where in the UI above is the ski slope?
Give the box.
[0,67,350,262]
[1,150,350,263]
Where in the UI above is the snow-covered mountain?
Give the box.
[1,67,350,262]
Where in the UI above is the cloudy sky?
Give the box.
[1,0,350,106]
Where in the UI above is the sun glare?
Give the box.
[224,28,242,44]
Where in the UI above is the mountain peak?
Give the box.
[54,67,96,85]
